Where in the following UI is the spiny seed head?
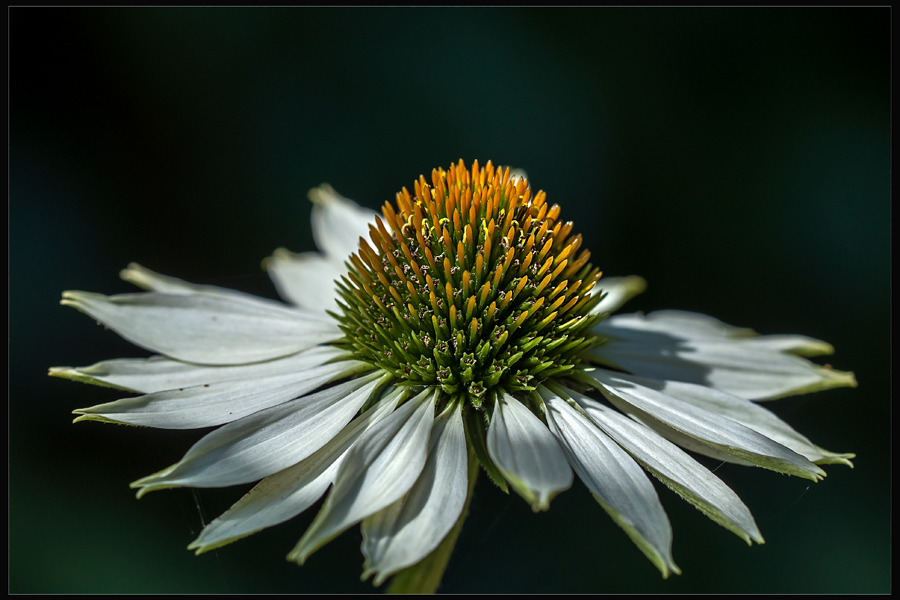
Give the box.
[333,160,604,408]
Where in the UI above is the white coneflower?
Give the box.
[52,160,856,592]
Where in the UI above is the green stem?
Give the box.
[387,447,479,594]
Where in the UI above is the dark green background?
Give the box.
[10,8,889,593]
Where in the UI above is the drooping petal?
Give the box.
[130,373,383,496]
[309,184,379,262]
[581,369,826,481]
[612,412,756,467]
[539,387,679,578]
[61,291,341,365]
[486,393,573,511]
[72,359,370,429]
[360,401,468,586]
[188,387,405,554]
[288,388,436,565]
[590,310,856,400]
[640,377,854,466]
[551,384,764,545]
[263,248,344,311]
[590,275,647,316]
[51,345,346,394]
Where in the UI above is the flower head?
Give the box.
[52,160,856,590]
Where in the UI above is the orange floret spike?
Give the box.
[442,227,453,255]
[547,294,567,313]
[397,187,413,214]
[517,251,534,277]
[432,168,443,192]
[486,301,497,323]
[492,264,504,288]
[554,222,575,250]
[445,280,455,306]
[406,280,420,304]
[536,256,554,279]
[443,257,453,282]
[350,254,373,285]
[548,280,568,301]
[534,274,553,296]
[513,276,529,300]
[537,237,554,263]
[457,241,467,271]
[523,233,536,255]
[546,204,561,223]
[423,246,436,271]
[555,243,573,265]
[563,249,592,279]
[388,285,403,306]
[521,214,534,234]
[479,281,492,307]
[465,295,477,322]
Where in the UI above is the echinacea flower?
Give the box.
[52,160,856,591]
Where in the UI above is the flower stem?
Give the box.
[386,447,479,594]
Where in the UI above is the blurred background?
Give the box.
[10,8,889,593]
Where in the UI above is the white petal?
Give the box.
[539,387,679,578]
[590,275,647,316]
[487,393,573,511]
[645,378,854,467]
[582,369,825,481]
[61,291,340,365]
[51,345,346,394]
[739,335,836,358]
[309,184,379,262]
[263,248,344,311]
[620,412,756,467]
[603,310,756,338]
[130,373,383,496]
[73,359,370,429]
[591,310,856,400]
[557,385,764,545]
[361,402,468,586]
[119,263,264,303]
[617,415,806,469]
[288,388,435,564]
[188,387,405,554]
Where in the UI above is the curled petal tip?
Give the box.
[308,184,336,204]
